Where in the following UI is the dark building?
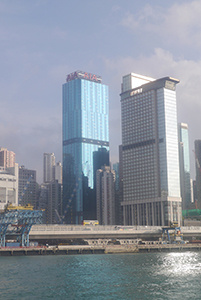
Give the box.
[38,181,62,224]
[195,140,201,208]
[96,166,115,225]
[113,162,122,225]
[118,145,123,225]
[93,147,109,188]
[38,184,48,223]
[18,166,38,209]
[91,147,110,219]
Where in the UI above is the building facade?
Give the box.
[195,140,201,208]
[18,166,38,209]
[96,166,115,225]
[0,147,15,168]
[0,164,18,210]
[121,73,182,226]
[43,153,55,183]
[54,161,62,184]
[62,71,109,224]
[178,123,191,210]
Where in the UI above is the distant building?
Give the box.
[91,147,110,219]
[195,140,201,208]
[38,181,62,224]
[193,180,197,203]
[43,153,55,183]
[190,179,194,203]
[113,162,121,225]
[96,166,115,225]
[0,164,18,210]
[62,70,109,224]
[93,147,110,187]
[38,184,49,222]
[121,73,182,226]
[41,154,63,223]
[113,163,119,191]
[178,123,191,210]
[54,161,62,184]
[18,166,38,209]
[0,147,15,168]
[118,145,123,225]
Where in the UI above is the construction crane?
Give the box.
[162,224,185,244]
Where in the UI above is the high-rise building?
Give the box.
[96,166,115,225]
[121,73,182,226]
[45,181,62,224]
[43,153,55,183]
[194,140,201,208]
[178,123,191,210]
[113,162,121,225]
[118,145,123,225]
[93,147,110,188]
[18,166,38,209]
[62,70,109,224]
[54,161,62,184]
[91,147,110,219]
[0,147,15,168]
[113,163,119,192]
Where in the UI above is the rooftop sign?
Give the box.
[66,70,102,83]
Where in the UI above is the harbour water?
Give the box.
[1,252,201,299]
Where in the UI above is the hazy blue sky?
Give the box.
[1,0,201,182]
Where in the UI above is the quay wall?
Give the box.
[1,244,201,256]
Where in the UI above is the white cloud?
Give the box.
[52,27,69,40]
[121,1,201,46]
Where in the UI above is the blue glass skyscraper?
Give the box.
[62,71,109,224]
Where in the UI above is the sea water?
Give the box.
[1,252,201,300]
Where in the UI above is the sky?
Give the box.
[1,0,201,182]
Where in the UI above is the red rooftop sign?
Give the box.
[66,70,102,83]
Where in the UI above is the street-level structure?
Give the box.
[120,73,182,226]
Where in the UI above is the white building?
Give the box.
[121,73,182,226]
[0,163,18,210]
[96,166,115,225]
[43,153,55,183]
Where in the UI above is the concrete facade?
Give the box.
[0,164,18,210]
[121,74,182,226]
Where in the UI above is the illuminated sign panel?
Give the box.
[66,70,102,83]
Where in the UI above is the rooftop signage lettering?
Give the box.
[130,88,142,96]
[66,70,102,83]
